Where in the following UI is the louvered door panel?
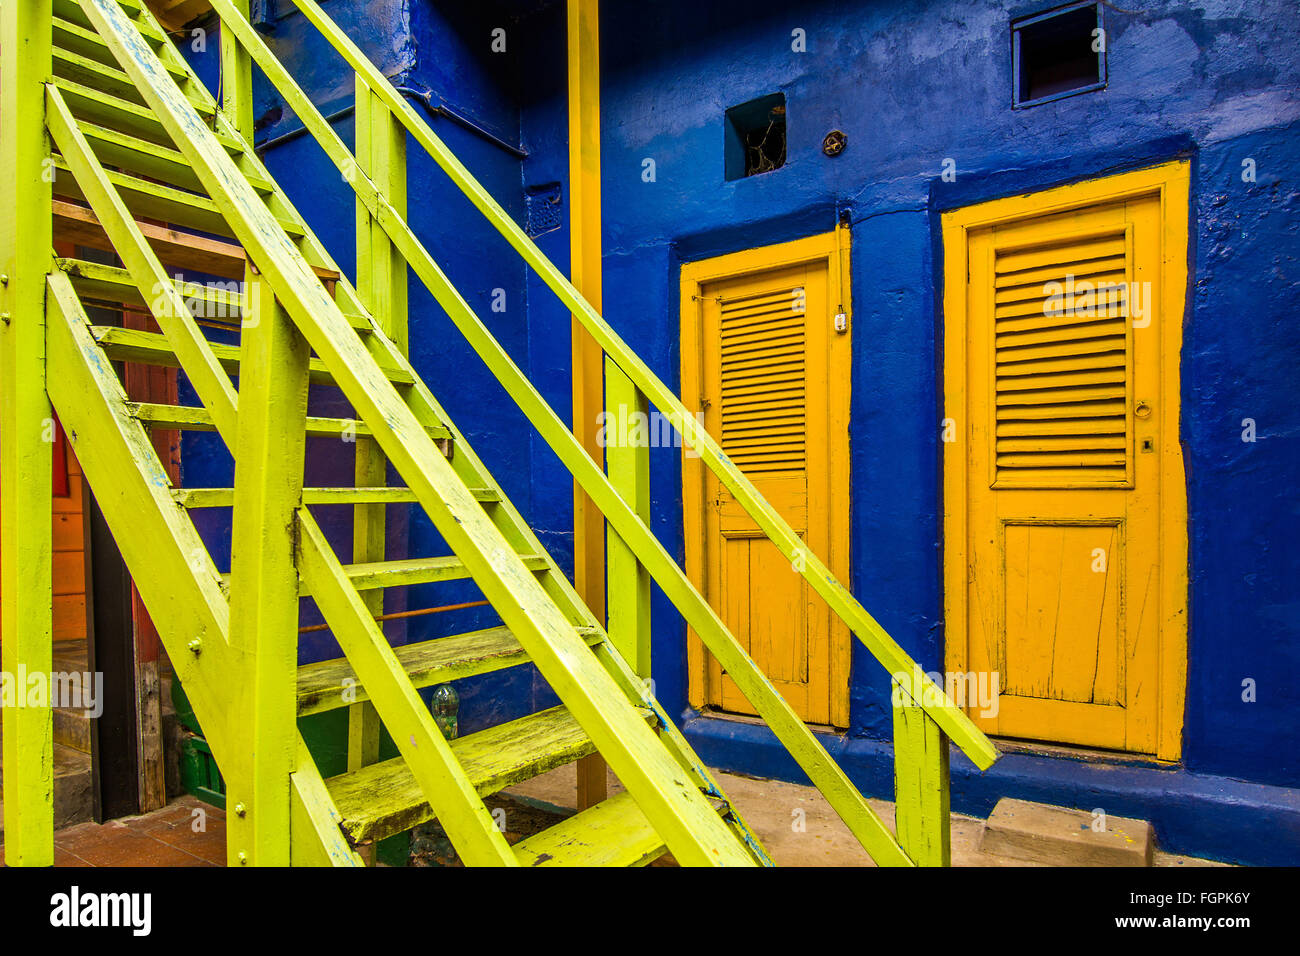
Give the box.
[718,288,807,476]
[992,230,1133,486]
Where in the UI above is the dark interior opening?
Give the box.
[1015,4,1103,105]
[725,92,787,180]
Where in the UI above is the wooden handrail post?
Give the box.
[1,0,55,867]
[227,268,310,866]
[349,75,408,854]
[892,676,952,866]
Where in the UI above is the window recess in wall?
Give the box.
[1012,2,1106,108]
[725,92,787,180]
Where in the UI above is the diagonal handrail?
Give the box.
[278,0,997,770]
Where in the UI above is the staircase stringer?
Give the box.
[78,0,754,867]
[46,267,360,865]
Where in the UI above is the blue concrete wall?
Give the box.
[511,0,1300,860]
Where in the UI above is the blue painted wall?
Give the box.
[512,0,1300,861]
[517,0,1300,791]
[175,0,1300,860]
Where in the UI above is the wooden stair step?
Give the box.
[55,201,340,282]
[54,0,168,46]
[51,156,303,241]
[53,14,186,80]
[297,553,550,597]
[296,625,603,716]
[88,325,413,386]
[513,790,669,867]
[128,402,450,442]
[52,44,211,119]
[327,705,615,845]
[69,120,274,197]
[60,257,357,328]
[64,258,245,319]
[172,485,499,508]
[53,77,231,151]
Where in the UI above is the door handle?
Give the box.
[1135,400,1152,420]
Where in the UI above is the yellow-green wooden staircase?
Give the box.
[0,0,998,867]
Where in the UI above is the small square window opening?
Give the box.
[725,93,787,181]
[1013,2,1106,108]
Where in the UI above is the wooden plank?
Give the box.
[1,0,55,867]
[90,325,413,385]
[173,485,498,508]
[127,402,446,441]
[224,268,310,866]
[52,45,212,118]
[52,76,230,148]
[514,790,666,867]
[296,625,603,716]
[50,156,303,240]
[63,258,245,318]
[298,553,549,597]
[325,705,612,845]
[53,201,336,282]
[69,119,273,196]
[892,681,951,866]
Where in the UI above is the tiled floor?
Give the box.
[2,795,227,867]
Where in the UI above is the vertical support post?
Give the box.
[892,678,952,866]
[349,76,408,834]
[226,268,310,867]
[1,0,55,867]
[219,0,254,141]
[567,0,612,809]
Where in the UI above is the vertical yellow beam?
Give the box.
[349,77,408,804]
[220,0,254,141]
[226,270,310,867]
[1,0,55,867]
[568,0,608,809]
[892,680,951,866]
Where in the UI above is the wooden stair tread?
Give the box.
[296,625,602,716]
[514,790,669,867]
[327,705,608,845]
[51,156,303,241]
[55,203,339,282]
[128,402,446,441]
[53,77,231,151]
[171,485,499,508]
[89,325,413,386]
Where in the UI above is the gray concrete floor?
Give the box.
[504,764,1225,867]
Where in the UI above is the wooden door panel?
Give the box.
[683,230,851,727]
[944,165,1190,757]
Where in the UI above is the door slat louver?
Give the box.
[718,289,806,475]
[992,231,1132,485]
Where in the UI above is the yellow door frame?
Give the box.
[941,161,1191,761]
[680,225,852,727]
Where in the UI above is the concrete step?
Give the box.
[979,797,1154,866]
[0,740,95,838]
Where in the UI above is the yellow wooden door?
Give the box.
[681,230,851,727]
[943,164,1190,758]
